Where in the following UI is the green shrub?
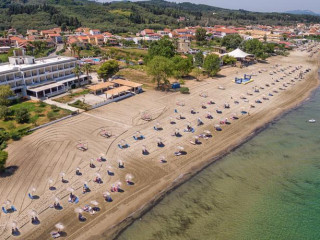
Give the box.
[15,108,30,123]
[38,101,46,108]
[0,106,13,121]
[179,79,185,85]
[0,150,8,172]
[180,87,190,94]
[47,111,57,121]
[7,122,15,130]
[50,105,59,112]
[9,130,21,141]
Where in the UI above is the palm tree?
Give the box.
[62,36,68,49]
[73,65,81,87]
[82,63,92,76]
[70,43,77,56]
[75,46,81,59]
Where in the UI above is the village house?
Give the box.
[89,29,101,35]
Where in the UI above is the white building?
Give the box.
[0,51,89,99]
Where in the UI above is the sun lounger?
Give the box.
[28,193,33,199]
[11,206,17,211]
[2,207,7,214]
[51,232,60,238]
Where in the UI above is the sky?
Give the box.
[133,0,320,13]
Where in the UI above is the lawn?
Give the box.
[0,53,9,63]
[53,89,90,104]
[0,100,71,132]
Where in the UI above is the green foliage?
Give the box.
[0,106,12,121]
[195,28,207,44]
[15,108,30,123]
[147,36,176,61]
[1,0,320,34]
[0,85,14,106]
[222,55,237,65]
[0,150,8,172]
[146,56,173,88]
[46,111,57,120]
[50,104,59,112]
[81,63,92,76]
[0,130,10,146]
[221,34,243,50]
[69,100,91,110]
[194,51,204,67]
[97,60,120,80]
[9,130,21,141]
[180,87,190,94]
[172,56,193,79]
[241,39,274,60]
[203,54,221,77]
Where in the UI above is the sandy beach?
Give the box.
[0,48,319,240]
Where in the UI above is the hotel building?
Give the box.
[0,51,89,99]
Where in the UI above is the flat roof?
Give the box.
[0,56,77,74]
[28,82,64,92]
[105,86,131,96]
[112,79,142,88]
[88,82,114,91]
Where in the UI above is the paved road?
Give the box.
[48,44,64,57]
[43,98,82,112]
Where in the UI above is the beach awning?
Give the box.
[222,48,253,58]
[88,82,115,92]
[105,86,131,96]
[112,79,142,88]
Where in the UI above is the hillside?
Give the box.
[285,10,320,16]
[1,0,320,34]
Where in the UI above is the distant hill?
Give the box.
[285,10,320,16]
[1,0,320,34]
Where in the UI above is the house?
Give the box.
[0,38,11,47]
[0,50,89,99]
[140,29,154,36]
[7,28,17,35]
[77,36,89,45]
[27,30,38,36]
[75,27,90,36]
[177,39,191,53]
[213,28,238,37]
[94,35,104,46]
[89,29,101,35]
[48,34,62,44]
[40,30,56,38]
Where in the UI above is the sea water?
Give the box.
[117,87,320,240]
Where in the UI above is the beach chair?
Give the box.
[11,206,17,212]
[28,193,33,199]
[2,207,8,214]
[51,232,60,239]
[74,197,79,204]
[118,144,123,149]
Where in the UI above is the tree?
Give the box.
[15,108,30,123]
[222,55,237,65]
[221,34,243,50]
[147,36,175,61]
[146,56,173,89]
[62,36,68,49]
[74,46,81,59]
[0,150,8,172]
[0,85,14,106]
[241,39,269,60]
[72,65,81,86]
[97,60,119,81]
[0,106,12,121]
[195,28,207,43]
[82,63,92,76]
[193,67,202,81]
[194,51,204,67]
[203,54,221,77]
[171,56,193,79]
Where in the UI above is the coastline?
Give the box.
[110,58,320,240]
[1,50,319,240]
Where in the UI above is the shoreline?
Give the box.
[111,65,320,240]
[1,49,319,240]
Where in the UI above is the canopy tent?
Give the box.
[222,48,253,59]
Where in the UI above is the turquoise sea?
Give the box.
[117,86,320,240]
